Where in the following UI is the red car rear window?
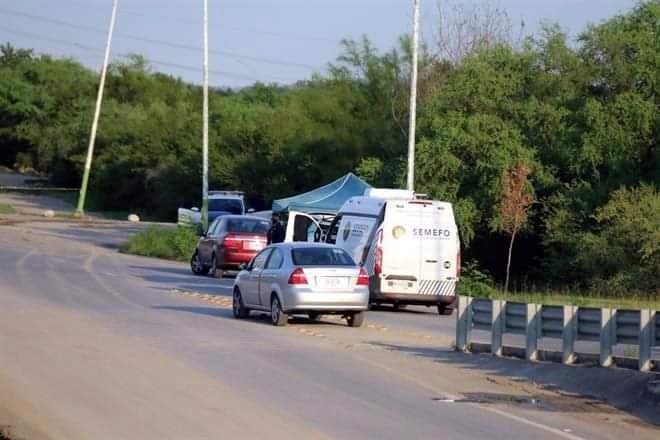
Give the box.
[226,218,269,234]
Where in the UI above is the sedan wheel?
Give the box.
[347,311,365,328]
[190,251,209,275]
[270,296,288,327]
[208,254,217,277]
[232,288,249,319]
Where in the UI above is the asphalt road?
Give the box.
[1,219,658,440]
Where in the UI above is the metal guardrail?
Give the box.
[471,299,492,330]
[577,308,600,342]
[456,296,658,372]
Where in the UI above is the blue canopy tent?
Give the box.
[272,173,371,214]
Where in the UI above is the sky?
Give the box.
[0,0,639,88]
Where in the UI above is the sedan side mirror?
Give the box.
[238,262,248,271]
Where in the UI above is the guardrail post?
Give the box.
[456,296,473,352]
[525,303,539,361]
[491,299,505,356]
[600,308,615,367]
[562,304,577,365]
[639,309,653,372]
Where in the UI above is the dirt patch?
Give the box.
[433,391,618,414]
[0,219,23,226]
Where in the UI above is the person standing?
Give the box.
[267,212,285,244]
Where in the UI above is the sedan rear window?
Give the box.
[227,218,270,234]
[291,247,355,266]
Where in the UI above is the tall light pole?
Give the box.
[201,0,210,231]
[406,0,420,192]
[76,0,118,215]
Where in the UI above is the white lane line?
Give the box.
[483,406,586,440]
[349,353,587,440]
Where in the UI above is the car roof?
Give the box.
[214,215,268,221]
[269,242,341,249]
[209,194,243,200]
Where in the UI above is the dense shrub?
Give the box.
[120,226,199,262]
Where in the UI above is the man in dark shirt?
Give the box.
[267,212,285,244]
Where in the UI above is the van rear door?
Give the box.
[381,201,458,294]
[416,202,459,294]
[380,201,422,283]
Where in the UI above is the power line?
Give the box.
[0,6,322,71]
[0,25,301,84]
[51,0,338,43]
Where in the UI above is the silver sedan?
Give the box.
[232,242,369,327]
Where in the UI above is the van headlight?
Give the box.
[392,225,406,239]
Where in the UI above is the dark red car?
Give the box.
[191,215,269,277]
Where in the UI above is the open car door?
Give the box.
[285,211,325,243]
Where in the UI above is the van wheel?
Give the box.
[437,305,453,316]
[270,295,288,326]
[347,312,365,328]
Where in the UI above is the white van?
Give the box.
[326,195,460,314]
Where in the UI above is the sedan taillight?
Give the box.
[357,267,369,286]
[288,267,308,285]
[223,234,241,249]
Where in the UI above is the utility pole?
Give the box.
[406,0,420,192]
[76,0,118,216]
[201,0,210,231]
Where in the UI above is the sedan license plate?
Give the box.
[319,277,348,289]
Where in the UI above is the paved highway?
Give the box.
[0,219,657,439]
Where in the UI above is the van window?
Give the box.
[325,215,342,244]
[291,247,355,266]
[360,204,386,263]
[291,215,321,242]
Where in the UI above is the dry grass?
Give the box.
[472,289,660,310]
[0,203,16,214]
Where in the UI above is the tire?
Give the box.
[208,254,217,277]
[270,295,288,327]
[308,313,322,322]
[437,304,453,316]
[233,288,250,319]
[190,251,209,275]
[347,311,365,328]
